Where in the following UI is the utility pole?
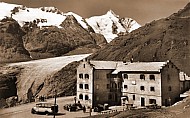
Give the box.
[53,90,57,118]
[53,80,57,118]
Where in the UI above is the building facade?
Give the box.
[77,59,188,108]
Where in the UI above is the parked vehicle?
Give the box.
[31,102,58,115]
[146,104,161,109]
[94,104,109,112]
[63,103,83,112]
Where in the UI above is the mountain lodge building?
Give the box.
[76,59,190,108]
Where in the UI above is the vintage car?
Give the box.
[63,103,83,112]
[31,102,58,115]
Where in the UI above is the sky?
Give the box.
[1,0,189,25]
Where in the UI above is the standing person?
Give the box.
[83,106,86,113]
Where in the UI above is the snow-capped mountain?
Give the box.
[0,2,140,42]
[86,10,141,42]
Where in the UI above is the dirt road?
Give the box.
[0,96,91,118]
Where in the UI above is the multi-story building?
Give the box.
[180,72,190,94]
[77,59,123,108]
[113,61,180,107]
[77,59,188,108]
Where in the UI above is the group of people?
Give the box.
[39,96,45,101]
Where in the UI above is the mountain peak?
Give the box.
[0,2,140,43]
[106,10,119,18]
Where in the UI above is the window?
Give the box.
[79,84,83,89]
[115,93,118,101]
[79,74,83,79]
[140,74,145,80]
[85,74,89,79]
[118,82,121,89]
[168,86,172,91]
[79,94,83,100]
[108,94,112,100]
[126,96,129,101]
[150,75,155,80]
[107,84,110,89]
[123,73,128,79]
[85,95,89,100]
[150,87,155,91]
[114,83,117,89]
[85,84,89,89]
[167,74,170,82]
[96,84,99,89]
[149,99,156,104]
[133,95,135,100]
[111,83,114,88]
[96,96,99,101]
[140,86,145,91]
[83,64,85,68]
[124,85,128,89]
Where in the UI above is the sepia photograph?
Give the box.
[0,0,189,117]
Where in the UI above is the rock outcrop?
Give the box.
[0,17,31,62]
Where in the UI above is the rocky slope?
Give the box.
[0,2,140,42]
[0,17,31,62]
[0,2,140,61]
[23,15,104,59]
[90,3,190,76]
[0,54,90,104]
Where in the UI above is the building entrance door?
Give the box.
[141,97,145,106]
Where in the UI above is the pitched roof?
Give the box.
[88,60,168,73]
[90,60,125,69]
[112,62,167,74]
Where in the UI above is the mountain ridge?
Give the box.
[0,2,140,42]
[90,3,190,76]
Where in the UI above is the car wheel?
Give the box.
[31,109,36,114]
[45,111,49,115]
